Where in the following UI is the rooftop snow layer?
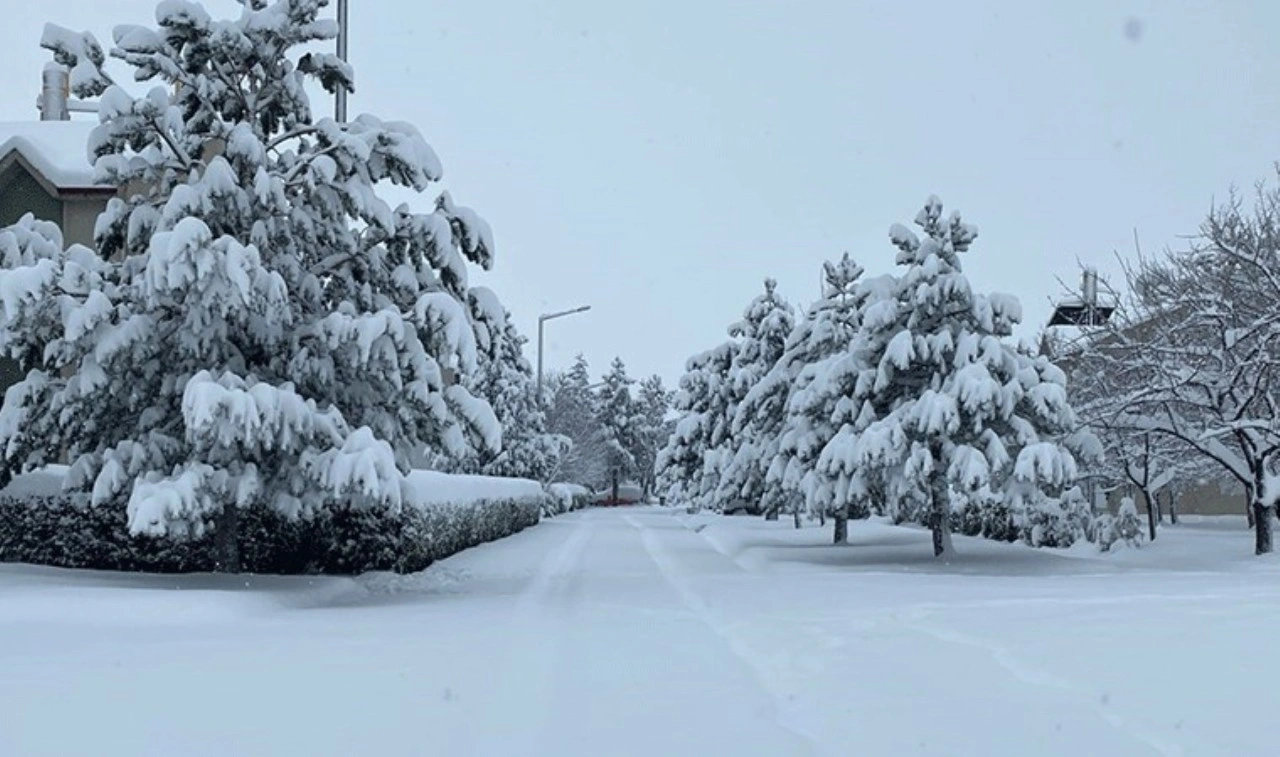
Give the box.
[0,120,104,190]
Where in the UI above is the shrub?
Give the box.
[0,493,544,575]
[546,483,591,516]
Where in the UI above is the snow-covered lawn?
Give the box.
[2,507,1276,756]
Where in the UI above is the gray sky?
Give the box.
[4,1,1279,387]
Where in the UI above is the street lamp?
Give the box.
[335,0,349,122]
[536,305,591,404]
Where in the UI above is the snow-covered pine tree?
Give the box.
[633,374,672,500]
[596,357,641,504]
[655,342,737,510]
[818,197,1088,556]
[770,253,884,542]
[0,0,500,571]
[546,354,608,488]
[455,288,567,481]
[714,279,795,518]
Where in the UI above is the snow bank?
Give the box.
[0,465,69,499]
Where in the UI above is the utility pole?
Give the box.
[536,305,591,405]
[335,0,349,122]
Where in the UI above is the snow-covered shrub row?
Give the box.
[657,198,1105,555]
[546,483,591,516]
[0,490,543,574]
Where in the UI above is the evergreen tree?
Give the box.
[633,374,672,500]
[596,357,640,503]
[715,279,795,517]
[546,354,608,488]
[456,289,568,481]
[0,1,500,571]
[655,341,737,510]
[772,253,883,541]
[818,197,1089,556]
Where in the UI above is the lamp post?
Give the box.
[335,0,349,122]
[536,305,591,405]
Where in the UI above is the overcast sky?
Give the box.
[3,1,1279,387]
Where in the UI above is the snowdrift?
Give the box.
[0,467,550,574]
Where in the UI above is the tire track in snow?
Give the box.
[899,610,1184,757]
[515,514,593,614]
[496,514,595,755]
[623,512,822,756]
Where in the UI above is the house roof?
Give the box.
[0,120,110,193]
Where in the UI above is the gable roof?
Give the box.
[0,120,112,194]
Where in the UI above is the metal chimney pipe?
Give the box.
[1082,267,1098,307]
[39,63,70,121]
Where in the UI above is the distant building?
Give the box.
[0,121,114,246]
[0,67,118,402]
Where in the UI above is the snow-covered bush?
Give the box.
[547,482,590,515]
[0,487,543,574]
[1095,496,1145,552]
[950,488,1018,542]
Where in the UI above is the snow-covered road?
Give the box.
[3,507,1278,756]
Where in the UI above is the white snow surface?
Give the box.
[0,465,69,498]
[404,469,544,507]
[1,508,1276,756]
[0,121,102,188]
[1,465,543,511]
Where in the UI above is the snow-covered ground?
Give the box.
[1,508,1277,756]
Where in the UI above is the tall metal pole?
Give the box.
[535,305,591,407]
[536,317,546,404]
[335,0,349,122]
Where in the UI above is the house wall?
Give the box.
[61,197,109,249]
[1109,477,1247,517]
[0,167,61,228]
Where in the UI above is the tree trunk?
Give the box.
[764,508,779,521]
[1246,491,1256,528]
[817,509,825,527]
[793,508,801,529]
[833,511,848,545]
[1167,490,1178,525]
[1141,489,1157,542]
[1254,503,1273,555]
[611,468,619,507]
[213,505,241,574]
[930,473,954,558]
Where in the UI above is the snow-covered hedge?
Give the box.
[547,483,591,516]
[0,470,548,574]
